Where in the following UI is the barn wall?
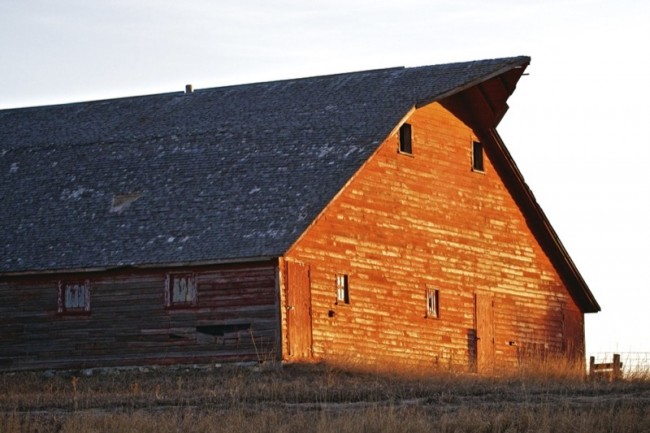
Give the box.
[284,101,585,371]
[0,261,279,371]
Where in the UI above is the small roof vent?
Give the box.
[110,192,142,214]
[185,84,193,94]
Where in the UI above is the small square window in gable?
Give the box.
[58,280,91,314]
[165,273,198,308]
[399,123,413,155]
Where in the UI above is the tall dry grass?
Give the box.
[1,361,649,433]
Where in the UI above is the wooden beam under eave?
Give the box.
[439,93,478,136]
[440,78,512,138]
[477,83,497,117]
[478,78,514,127]
[463,85,496,132]
[480,67,527,126]
[499,67,526,95]
[494,102,509,126]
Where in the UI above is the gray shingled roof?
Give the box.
[0,56,530,273]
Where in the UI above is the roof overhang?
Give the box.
[417,57,530,129]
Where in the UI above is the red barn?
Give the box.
[0,56,599,373]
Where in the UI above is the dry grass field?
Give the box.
[1,361,649,433]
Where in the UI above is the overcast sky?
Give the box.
[1,0,649,356]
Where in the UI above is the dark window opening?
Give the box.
[58,280,91,314]
[427,288,439,318]
[472,141,484,172]
[196,324,251,336]
[399,123,412,154]
[336,274,349,304]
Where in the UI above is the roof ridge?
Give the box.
[0,67,408,112]
[0,57,530,112]
[204,66,407,92]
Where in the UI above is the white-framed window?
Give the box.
[426,287,439,318]
[336,274,349,304]
[58,280,91,314]
[165,273,197,307]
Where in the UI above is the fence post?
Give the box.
[613,353,622,381]
[589,354,623,381]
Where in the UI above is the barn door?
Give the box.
[286,261,313,359]
[475,293,495,374]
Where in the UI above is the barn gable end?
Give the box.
[282,100,585,371]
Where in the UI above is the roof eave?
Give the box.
[0,255,279,279]
[415,56,531,109]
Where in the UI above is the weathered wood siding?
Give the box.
[283,101,584,371]
[0,261,279,371]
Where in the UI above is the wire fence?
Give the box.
[588,352,650,376]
